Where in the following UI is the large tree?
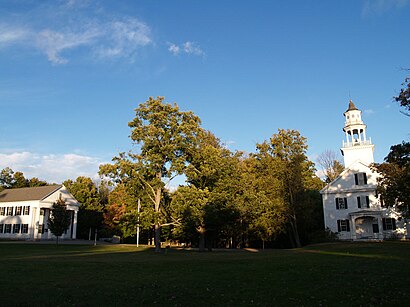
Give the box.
[372,141,410,217]
[63,177,104,239]
[255,129,320,248]
[101,96,202,252]
[172,131,241,251]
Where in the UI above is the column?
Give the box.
[72,210,78,239]
[350,216,356,240]
[377,216,383,240]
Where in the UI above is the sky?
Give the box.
[0,0,409,184]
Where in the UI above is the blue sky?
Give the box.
[0,0,409,184]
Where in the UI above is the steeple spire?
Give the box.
[346,99,358,112]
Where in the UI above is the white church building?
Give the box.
[321,101,409,240]
[0,185,79,240]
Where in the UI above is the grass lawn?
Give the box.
[0,241,409,306]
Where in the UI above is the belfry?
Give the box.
[341,100,374,167]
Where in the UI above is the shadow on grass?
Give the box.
[0,241,409,306]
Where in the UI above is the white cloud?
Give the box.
[36,27,101,64]
[0,26,30,46]
[168,41,205,56]
[315,169,326,180]
[0,151,102,183]
[96,19,152,59]
[362,0,410,15]
[0,17,152,64]
[364,109,375,114]
[168,43,180,55]
[183,41,205,56]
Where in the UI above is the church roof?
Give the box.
[0,185,62,202]
[346,100,359,112]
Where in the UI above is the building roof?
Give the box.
[0,185,62,202]
[346,100,359,112]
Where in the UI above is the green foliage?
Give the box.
[394,74,410,116]
[0,167,15,189]
[47,198,71,243]
[0,168,48,190]
[63,176,104,239]
[101,96,203,251]
[254,129,322,247]
[373,141,410,217]
[99,97,323,249]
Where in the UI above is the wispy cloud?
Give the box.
[36,27,101,64]
[0,151,102,183]
[0,25,30,46]
[95,18,152,59]
[362,0,410,15]
[168,41,205,56]
[0,0,153,65]
[364,109,375,114]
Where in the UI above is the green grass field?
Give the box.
[0,241,409,306]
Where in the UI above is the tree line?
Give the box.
[2,82,408,250]
[98,97,326,251]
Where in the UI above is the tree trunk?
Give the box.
[154,223,161,252]
[154,184,162,253]
[290,218,301,248]
[56,236,59,245]
[198,226,206,252]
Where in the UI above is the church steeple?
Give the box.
[341,100,375,167]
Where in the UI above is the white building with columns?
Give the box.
[321,101,409,240]
[0,185,79,240]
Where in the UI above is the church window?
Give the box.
[357,196,370,208]
[23,206,30,215]
[15,206,22,215]
[7,207,13,216]
[354,173,367,185]
[21,224,28,234]
[4,224,11,233]
[13,224,21,234]
[382,218,396,231]
[0,207,5,216]
[337,220,350,232]
[335,197,348,209]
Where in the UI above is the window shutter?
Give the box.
[346,220,350,232]
[366,196,370,208]
[393,219,397,230]
[336,198,339,209]
[363,173,368,184]
[344,198,348,209]
[337,220,341,232]
[355,174,359,185]
[382,218,387,230]
[357,196,361,208]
